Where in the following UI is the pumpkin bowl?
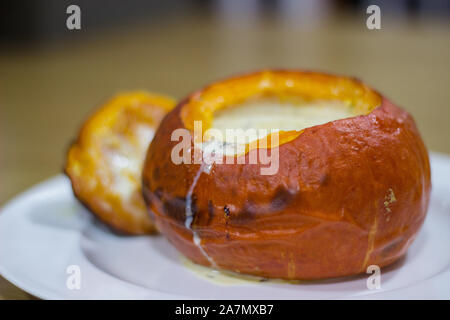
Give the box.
[142,70,431,279]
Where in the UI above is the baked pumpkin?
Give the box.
[142,70,431,279]
[66,91,175,235]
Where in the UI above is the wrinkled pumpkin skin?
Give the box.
[142,70,431,279]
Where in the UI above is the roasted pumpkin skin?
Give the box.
[142,70,431,279]
[66,91,175,235]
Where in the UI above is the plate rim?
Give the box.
[1,151,450,300]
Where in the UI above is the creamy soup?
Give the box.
[211,98,355,143]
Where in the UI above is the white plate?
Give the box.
[1,152,450,300]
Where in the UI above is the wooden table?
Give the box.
[1,12,449,299]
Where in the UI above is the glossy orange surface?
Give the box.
[143,70,431,279]
[66,91,175,234]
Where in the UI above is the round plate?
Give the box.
[1,152,450,299]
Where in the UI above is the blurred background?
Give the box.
[0,0,449,298]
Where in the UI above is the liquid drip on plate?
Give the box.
[185,161,218,268]
[181,256,301,286]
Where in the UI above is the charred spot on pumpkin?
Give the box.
[270,187,295,211]
[225,232,231,240]
[232,192,292,224]
[191,199,216,227]
[163,196,190,222]
[224,205,231,218]
[153,167,160,180]
[205,200,215,225]
[233,201,258,224]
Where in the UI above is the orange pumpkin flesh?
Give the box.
[142,70,431,279]
[66,91,175,235]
